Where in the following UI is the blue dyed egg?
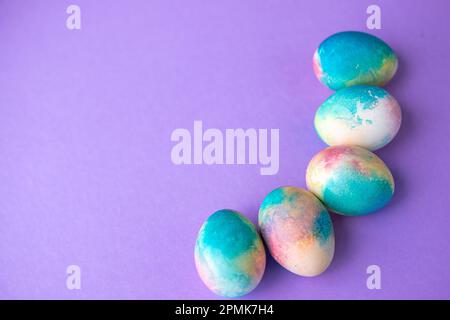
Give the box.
[195,209,266,297]
[306,145,395,216]
[315,86,402,151]
[259,187,335,277]
[313,31,398,90]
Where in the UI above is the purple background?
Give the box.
[1,0,449,299]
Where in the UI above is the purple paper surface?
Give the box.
[0,0,449,299]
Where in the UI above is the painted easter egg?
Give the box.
[315,86,402,151]
[259,187,334,277]
[306,145,394,216]
[194,209,266,297]
[313,31,398,90]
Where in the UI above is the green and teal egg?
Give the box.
[194,209,266,297]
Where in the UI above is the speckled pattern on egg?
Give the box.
[313,31,398,90]
[306,145,395,216]
[259,187,334,277]
[315,85,402,150]
[194,209,266,297]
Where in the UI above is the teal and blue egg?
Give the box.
[313,31,398,90]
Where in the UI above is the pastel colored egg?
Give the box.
[258,187,334,277]
[315,86,402,151]
[306,145,395,216]
[313,31,398,90]
[195,209,266,297]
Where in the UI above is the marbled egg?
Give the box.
[313,31,398,90]
[315,86,402,151]
[259,187,334,277]
[195,209,266,297]
[306,145,394,216]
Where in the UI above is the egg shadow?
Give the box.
[383,49,417,147]
[377,99,415,158]
[375,136,409,215]
[240,202,289,295]
[381,167,407,214]
[376,49,416,213]
[325,212,353,274]
[252,250,290,296]
[386,49,409,91]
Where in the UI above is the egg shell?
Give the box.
[313,31,398,90]
[259,187,334,277]
[195,209,266,297]
[315,86,402,151]
[306,145,394,216]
